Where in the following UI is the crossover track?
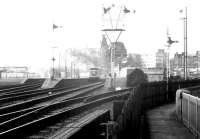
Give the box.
[0,88,130,138]
[0,82,104,121]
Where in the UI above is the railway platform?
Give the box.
[145,103,194,139]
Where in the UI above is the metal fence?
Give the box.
[176,87,200,137]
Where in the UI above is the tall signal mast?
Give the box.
[102,4,135,90]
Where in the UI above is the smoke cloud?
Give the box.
[70,48,101,68]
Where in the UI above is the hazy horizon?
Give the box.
[0,0,199,74]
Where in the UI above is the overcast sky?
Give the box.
[0,0,199,72]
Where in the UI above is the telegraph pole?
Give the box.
[65,59,67,78]
[180,7,188,80]
[185,7,188,80]
[197,51,199,74]
[71,62,73,78]
[58,52,61,78]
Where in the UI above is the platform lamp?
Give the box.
[51,46,58,80]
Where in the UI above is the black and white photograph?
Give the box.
[0,0,199,138]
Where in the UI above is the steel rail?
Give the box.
[0,82,103,115]
[0,91,129,138]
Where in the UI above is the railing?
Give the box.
[115,79,200,139]
[176,87,200,137]
[115,87,142,139]
[115,83,167,138]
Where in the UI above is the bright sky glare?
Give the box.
[0,0,199,73]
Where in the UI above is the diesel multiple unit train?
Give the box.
[88,68,102,81]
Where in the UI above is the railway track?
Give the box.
[0,83,25,90]
[0,87,52,100]
[0,106,42,123]
[0,81,105,106]
[0,84,79,106]
[0,79,45,95]
[0,88,130,138]
[0,82,42,95]
[48,109,110,139]
[0,82,104,118]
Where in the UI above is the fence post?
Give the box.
[197,99,200,138]
[188,95,190,128]
[100,121,118,139]
[196,98,198,138]
[180,92,183,122]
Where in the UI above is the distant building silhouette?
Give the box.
[111,41,127,66]
[172,52,200,69]
[156,49,167,69]
[141,53,156,68]
[170,51,200,76]
[0,67,30,78]
[100,35,127,75]
[100,35,110,75]
[127,53,143,68]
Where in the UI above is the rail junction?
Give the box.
[0,78,199,139]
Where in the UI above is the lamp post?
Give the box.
[64,50,68,78]
[51,57,55,79]
[58,52,61,78]
[51,46,58,80]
